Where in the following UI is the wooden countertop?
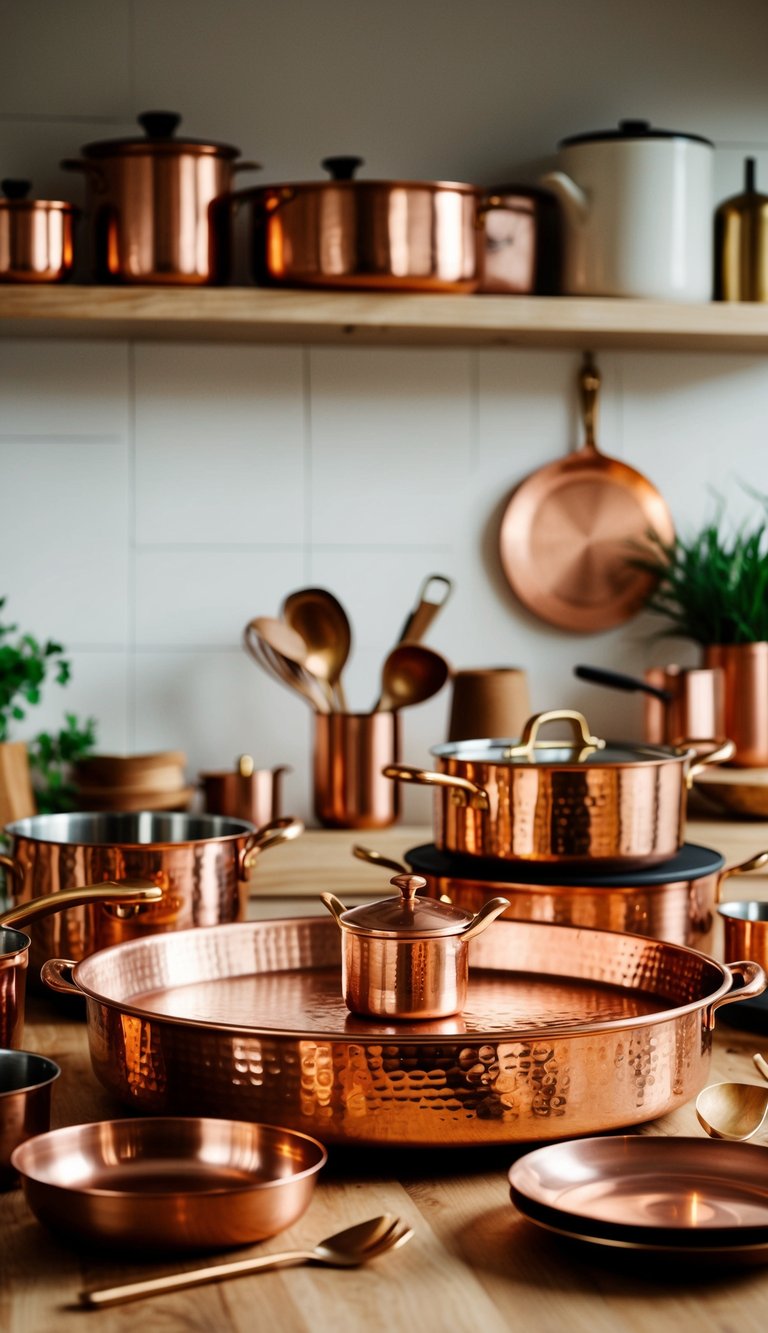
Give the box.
[3,818,768,1332]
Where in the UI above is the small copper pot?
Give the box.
[0,179,77,282]
[0,1049,60,1190]
[63,111,258,285]
[385,709,735,868]
[719,897,768,971]
[321,873,509,1019]
[235,156,518,292]
[704,643,768,767]
[199,759,289,826]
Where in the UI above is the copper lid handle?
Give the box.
[507,709,605,758]
[389,874,427,906]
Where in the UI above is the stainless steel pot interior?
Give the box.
[4,812,254,845]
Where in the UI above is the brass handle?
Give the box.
[0,881,163,930]
[0,853,24,894]
[381,765,490,810]
[687,738,737,784]
[580,354,600,452]
[462,897,510,942]
[40,958,80,996]
[706,960,767,1030]
[240,816,304,879]
[320,892,347,928]
[353,845,408,875]
[715,850,768,903]
[506,709,605,759]
[755,1052,768,1083]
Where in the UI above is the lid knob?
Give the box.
[618,119,651,135]
[237,753,255,777]
[321,155,364,181]
[390,873,427,906]
[138,111,181,140]
[1,178,31,200]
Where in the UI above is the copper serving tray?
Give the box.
[45,918,765,1148]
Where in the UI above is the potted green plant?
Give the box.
[639,498,768,766]
[0,598,96,821]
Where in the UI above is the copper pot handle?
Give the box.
[240,816,304,880]
[41,958,80,996]
[686,738,737,784]
[504,710,605,759]
[705,960,767,1030]
[352,845,408,875]
[60,158,108,193]
[715,850,768,904]
[0,881,163,929]
[0,853,25,894]
[232,161,261,174]
[381,765,490,810]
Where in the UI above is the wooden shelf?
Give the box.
[1,285,768,351]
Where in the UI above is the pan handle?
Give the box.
[352,845,408,875]
[0,853,25,894]
[40,958,81,997]
[573,664,673,704]
[715,850,768,904]
[504,709,605,759]
[381,765,490,810]
[0,881,163,929]
[685,738,736,784]
[706,960,767,1030]
[240,816,304,880]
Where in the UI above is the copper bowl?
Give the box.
[11,1117,327,1252]
[0,1049,59,1189]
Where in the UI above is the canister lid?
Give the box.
[560,119,713,148]
[340,874,475,937]
[78,111,242,160]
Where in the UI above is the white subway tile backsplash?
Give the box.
[0,436,130,646]
[134,549,304,647]
[133,344,305,546]
[0,341,129,438]
[309,347,473,546]
[13,649,130,754]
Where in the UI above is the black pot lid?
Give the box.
[405,842,725,888]
[560,119,713,149]
[79,111,241,160]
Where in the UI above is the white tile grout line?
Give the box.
[127,340,137,748]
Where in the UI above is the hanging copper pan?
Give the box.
[498,355,675,632]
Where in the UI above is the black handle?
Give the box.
[138,111,181,140]
[745,156,757,193]
[574,664,673,704]
[321,155,364,181]
[1,178,31,200]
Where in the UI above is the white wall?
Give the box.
[2,0,768,823]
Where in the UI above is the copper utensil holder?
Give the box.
[644,665,726,745]
[313,713,399,829]
[704,643,768,766]
[447,667,530,742]
[199,763,288,825]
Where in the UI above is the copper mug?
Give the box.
[321,873,509,1019]
[313,713,399,829]
[644,665,726,746]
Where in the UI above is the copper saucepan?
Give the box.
[0,178,77,283]
[231,155,517,292]
[1,811,303,979]
[0,882,162,1048]
[384,708,734,867]
[354,843,768,951]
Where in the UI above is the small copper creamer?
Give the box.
[321,874,509,1020]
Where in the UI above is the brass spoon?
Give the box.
[80,1214,414,1309]
[695,1080,768,1141]
[755,1052,768,1083]
[372,643,451,712]
[282,587,352,711]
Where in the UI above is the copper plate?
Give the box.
[11,1117,326,1252]
[499,357,674,632]
[509,1135,768,1254]
[44,917,764,1147]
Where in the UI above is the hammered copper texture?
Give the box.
[61,918,752,1147]
[0,929,28,1047]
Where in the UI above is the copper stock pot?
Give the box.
[233,155,519,291]
[62,111,258,284]
[0,178,77,282]
[384,709,734,867]
[1,811,302,978]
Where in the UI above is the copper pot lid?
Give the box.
[78,111,242,160]
[339,874,474,937]
[256,155,480,194]
[0,179,75,212]
[431,710,693,768]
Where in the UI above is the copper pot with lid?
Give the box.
[0,179,77,282]
[62,111,259,284]
[234,155,516,292]
[321,872,509,1019]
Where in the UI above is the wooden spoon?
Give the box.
[372,644,450,712]
[282,587,351,711]
[696,1080,768,1141]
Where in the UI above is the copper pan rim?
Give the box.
[252,177,481,195]
[64,915,743,1042]
[5,811,256,849]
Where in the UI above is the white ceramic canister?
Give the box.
[540,119,713,301]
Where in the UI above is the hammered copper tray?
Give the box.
[52,918,763,1148]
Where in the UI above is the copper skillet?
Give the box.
[498,355,675,632]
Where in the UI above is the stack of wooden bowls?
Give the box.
[72,751,192,812]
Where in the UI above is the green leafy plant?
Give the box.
[0,597,71,742]
[28,713,98,814]
[637,496,768,646]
